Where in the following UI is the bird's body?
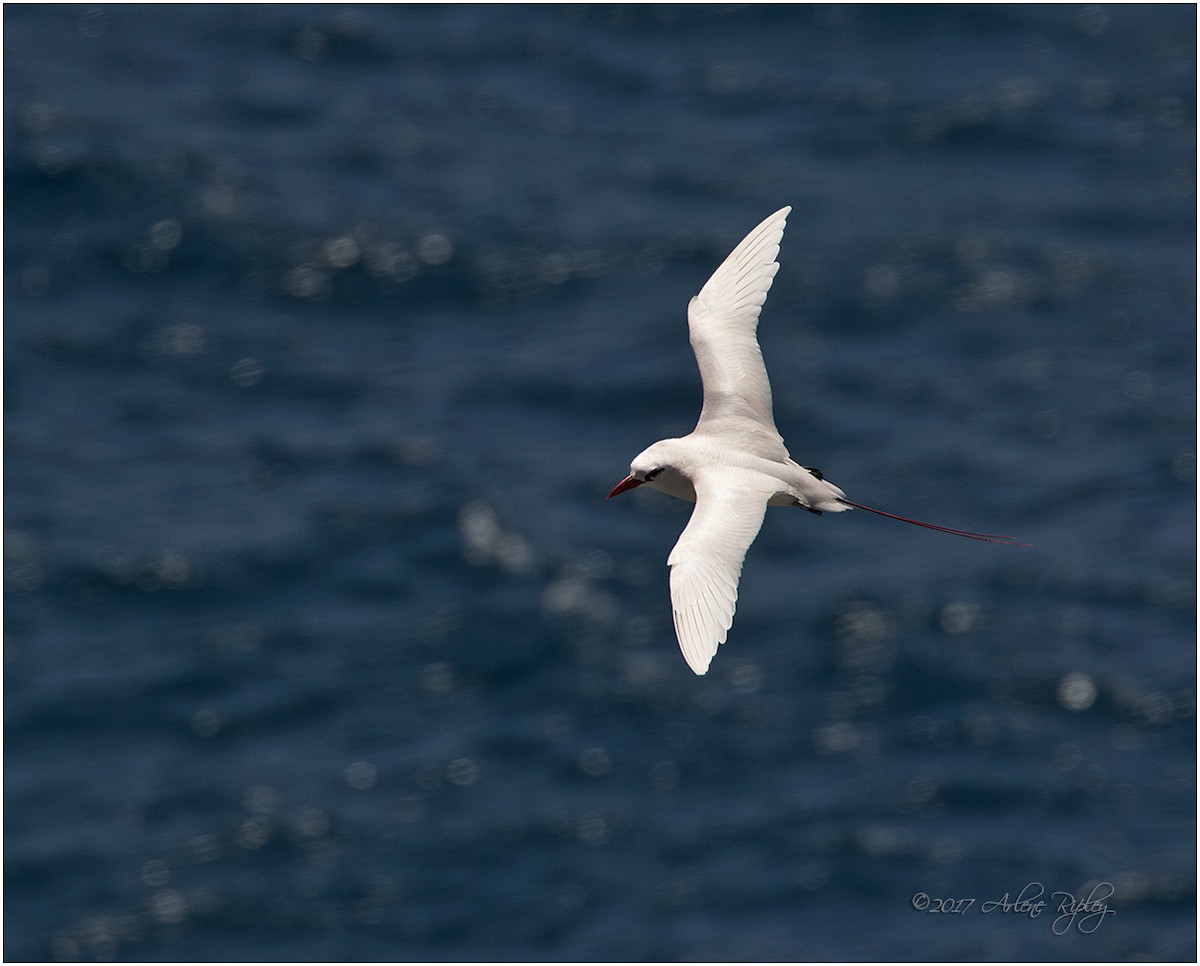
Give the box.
[608,207,1024,675]
[619,436,845,510]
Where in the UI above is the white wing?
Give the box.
[687,207,791,460]
[666,471,778,675]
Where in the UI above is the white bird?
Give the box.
[607,207,1026,675]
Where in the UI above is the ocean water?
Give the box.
[4,5,1195,962]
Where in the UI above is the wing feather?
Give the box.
[687,207,791,460]
[666,472,777,674]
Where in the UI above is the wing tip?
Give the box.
[672,605,718,675]
[683,646,714,675]
[767,205,791,230]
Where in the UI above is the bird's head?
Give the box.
[606,441,679,499]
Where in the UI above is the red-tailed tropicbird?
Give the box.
[607,207,1026,675]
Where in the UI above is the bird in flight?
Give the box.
[607,207,1026,675]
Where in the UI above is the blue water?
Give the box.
[4,5,1195,962]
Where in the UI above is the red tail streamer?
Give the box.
[836,498,1029,546]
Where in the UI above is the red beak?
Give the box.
[606,475,643,500]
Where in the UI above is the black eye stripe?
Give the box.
[646,468,663,481]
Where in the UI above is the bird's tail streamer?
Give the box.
[835,498,1029,546]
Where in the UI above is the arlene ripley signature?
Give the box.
[911,881,1116,935]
